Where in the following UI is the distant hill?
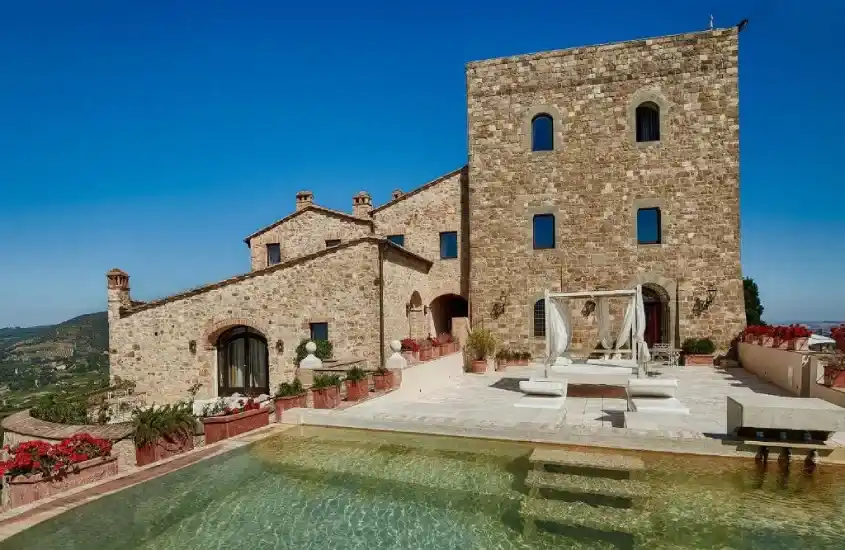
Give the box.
[0,312,108,362]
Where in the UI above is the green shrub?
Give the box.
[312,374,342,390]
[132,403,195,449]
[495,348,512,362]
[345,366,367,381]
[466,328,496,360]
[294,339,333,365]
[30,393,90,425]
[682,338,716,355]
[275,378,305,397]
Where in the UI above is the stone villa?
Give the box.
[108,26,746,403]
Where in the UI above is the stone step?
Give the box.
[529,448,645,474]
[521,497,650,533]
[525,470,648,499]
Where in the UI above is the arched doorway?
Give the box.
[429,294,469,336]
[216,326,269,396]
[642,285,669,347]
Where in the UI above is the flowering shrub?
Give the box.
[417,338,433,351]
[0,434,112,479]
[435,333,453,345]
[400,338,419,352]
[743,325,811,344]
[221,398,261,416]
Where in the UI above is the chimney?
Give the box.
[295,190,314,211]
[352,191,372,218]
[106,268,131,323]
[391,189,403,200]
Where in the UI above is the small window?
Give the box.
[635,102,660,142]
[533,300,546,338]
[387,234,405,247]
[531,114,554,152]
[637,207,661,244]
[266,243,281,266]
[533,214,555,249]
[325,239,341,248]
[439,231,458,259]
[310,322,329,342]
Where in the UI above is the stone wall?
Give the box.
[372,168,468,303]
[382,246,434,345]
[109,240,383,403]
[247,207,372,270]
[466,28,745,350]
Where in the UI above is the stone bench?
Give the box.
[726,395,845,438]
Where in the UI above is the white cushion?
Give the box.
[629,397,689,415]
[519,379,567,397]
[627,378,678,398]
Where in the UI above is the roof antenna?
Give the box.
[709,14,714,30]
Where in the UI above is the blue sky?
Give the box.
[0,0,843,327]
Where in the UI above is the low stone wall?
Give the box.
[1,410,135,471]
[805,358,845,408]
[738,342,809,396]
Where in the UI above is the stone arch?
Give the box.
[521,104,565,153]
[627,88,670,148]
[429,293,469,336]
[630,274,677,347]
[409,291,423,309]
[202,316,270,350]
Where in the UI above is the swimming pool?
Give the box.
[3,426,843,549]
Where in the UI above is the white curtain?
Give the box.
[596,297,613,350]
[546,297,571,375]
[613,298,635,359]
[635,287,651,364]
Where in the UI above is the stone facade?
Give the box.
[466,28,745,350]
[108,239,429,403]
[246,205,372,270]
[108,27,747,404]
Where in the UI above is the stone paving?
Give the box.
[288,353,845,454]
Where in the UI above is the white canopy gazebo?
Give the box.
[543,285,651,378]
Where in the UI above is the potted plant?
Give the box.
[201,397,270,445]
[312,374,342,409]
[466,328,495,374]
[274,378,307,421]
[0,434,117,509]
[418,338,434,362]
[372,364,394,391]
[134,403,196,466]
[681,338,716,366]
[788,325,811,351]
[429,337,441,359]
[436,333,455,355]
[400,338,419,363]
[495,348,511,371]
[344,366,369,401]
[517,351,532,365]
[822,353,845,388]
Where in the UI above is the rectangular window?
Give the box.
[387,234,405,247]
[439,231,458,259]
[636,207,662,245]
[310,322,329,342]
[532,214,555,249]
[266,243,281,266]
[325,239,341,248]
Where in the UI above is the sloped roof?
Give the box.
[370,166,467,214]
[243,204,373,245]
[123,237,432,316]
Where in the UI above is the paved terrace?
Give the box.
[289,353,845,456]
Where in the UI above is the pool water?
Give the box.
[3,426,844,549]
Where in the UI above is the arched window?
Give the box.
[531,114,554,152]
[533,299,546,337]
[635,102,660,142]
[216,326,269,396]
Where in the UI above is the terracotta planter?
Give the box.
[390,369,402,389]
[823,366,845,388]
[373,372,394,390]
[345,378,369,401]
[136,433,195,467]
[202,407,270,445]
[6,456,118,509]
[684,354,714,366]
[401,350,418,364]
[419,348,433,361]
[312,386,341,409]
[789,337,809,352]
[774,338,789,350]
[761,336,774,348]
[470,360,488,374]
[431,346,441,359]
[273,394,307,422]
